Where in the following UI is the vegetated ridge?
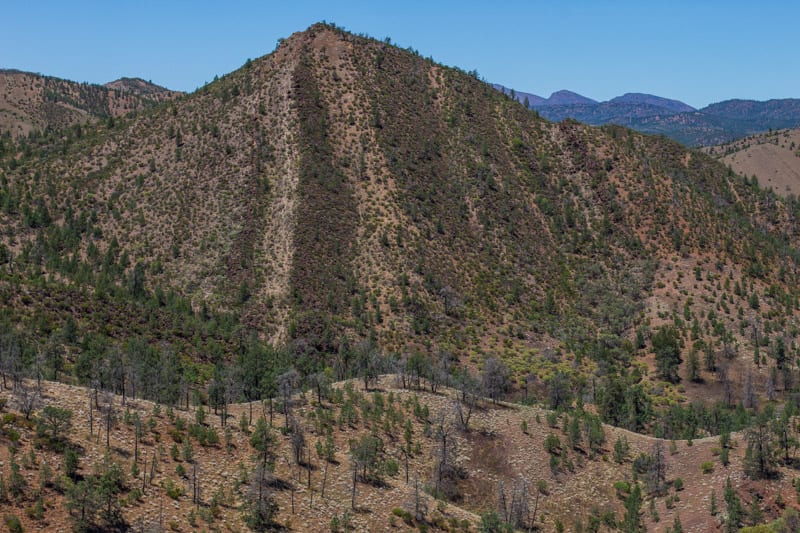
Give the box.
[0,69,182,137]
[2,22,800,531]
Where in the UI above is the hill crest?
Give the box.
[1,22,800,530]
[0,69,181,137]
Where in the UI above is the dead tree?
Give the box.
[453,370,480,431]
[13,380,41,419]
[508,476,530,529]
[431,413,462,500]
[99,391,118,450]
[404,476,428,523]
[278,368,299,430]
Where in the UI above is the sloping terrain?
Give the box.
[2,22,800,422]
[1,23,800,531]
[2,375,800,532]
[0,69,181,137]
[704,128,800,197]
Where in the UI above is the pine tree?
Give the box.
[723,477,742,532]
[622,483,643,532]
[671,514,683,533]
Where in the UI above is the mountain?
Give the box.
[545,89,597,106]
[703,127,800,196]
[533,101,692,124]
[703,98,800,123]
[493,85,596,107]
[1,22,800,531]
[104,76,181,99]
[3,20,800,427]
[0,69,182,137]
[491,83,547,106]
[500,83,800,145]
[608,92,695,113]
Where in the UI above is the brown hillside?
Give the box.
[2,376,795,533]
[0,69,181,137]
[3,23,800,413]
[2,25,800,532]
[704,128,800,197]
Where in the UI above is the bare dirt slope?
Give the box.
[705,128,800,196]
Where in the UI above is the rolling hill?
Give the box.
[0,69,181,137]
[704,128,800,197]
[2,22,800,531]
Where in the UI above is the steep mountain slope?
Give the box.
[0,69,181,137]
[3,21,800,532]
[2,22,800,443]
[704,128,800,196]
[491,84,547,107]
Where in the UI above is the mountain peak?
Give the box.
[546,89,597,106]
[608,92,695,113]
[104,77,181,97]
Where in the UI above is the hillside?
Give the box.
[2,21,800,422]
[1,375,799,532]
[2,22,800,530]
[704,128,800,197]
[0,69,181,137]
[104,77,181,98]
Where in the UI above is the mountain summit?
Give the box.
[2,22,800,531]
[608,92,695,113]
[2,21,795,383]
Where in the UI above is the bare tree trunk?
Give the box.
[351,464,357,509]
[142,449,148,492]
[321,464,328,499]
[531,491,540,531]
[89,390,93,437]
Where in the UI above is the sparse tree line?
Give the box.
[0,331,521,533]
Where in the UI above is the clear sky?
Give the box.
[2,0,797,109]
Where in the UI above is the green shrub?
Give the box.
[613,481,631,497]
[4,515,23,533]
[161,478,182,499]
[544,433,561,454]
[701,461,714,474]
[392,508,413,525]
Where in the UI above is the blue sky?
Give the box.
[2,1,797,108]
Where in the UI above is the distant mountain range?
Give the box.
[494,84,800,146]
